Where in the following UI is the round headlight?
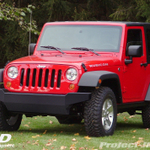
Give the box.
[66,68,77,81]
[7,67,18,79]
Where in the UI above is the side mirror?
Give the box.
[125,45,142,64]
[28,43,36,55]
[127,45,142,57]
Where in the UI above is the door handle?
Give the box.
[141,63,148,67]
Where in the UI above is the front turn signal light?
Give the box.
[6,81,11,88]
[69,84,75,90]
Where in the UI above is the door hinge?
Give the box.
[123,66,127,73]
[123,86,127,93]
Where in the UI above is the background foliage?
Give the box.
[1,0,150,67]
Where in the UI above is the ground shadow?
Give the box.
[116,122,143,131]
[17,120,144,136]
[19,122,86,136]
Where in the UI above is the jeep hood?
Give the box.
[9,53,121,68]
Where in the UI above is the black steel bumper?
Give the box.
[0,89,91,115]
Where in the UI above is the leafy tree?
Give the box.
[110,0,150,22]
[87,0,117,20]
[1,0,150,67]
[136,0,150,22]
[0,2,38,34]
[0,1,38,66]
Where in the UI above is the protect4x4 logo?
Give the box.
[0,134,14,148]
[0,134,11,143]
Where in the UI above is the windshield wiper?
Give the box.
[71,47,100,56]
[41,46,65,54]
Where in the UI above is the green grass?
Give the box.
[0,112,150,150]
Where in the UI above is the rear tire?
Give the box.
[0,103,22,131]
[84,87,117,137]
[142,103,150,128]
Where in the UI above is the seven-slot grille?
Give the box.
[20,68,62,88]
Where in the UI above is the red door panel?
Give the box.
[123,26,147,103]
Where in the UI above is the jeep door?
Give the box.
[123,26,147,103]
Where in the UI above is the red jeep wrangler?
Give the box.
[0,21,150,137]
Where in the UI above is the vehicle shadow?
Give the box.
[18,121,144,136]
[116,122,143,130]
[19,123,86,136]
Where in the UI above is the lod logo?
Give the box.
[0,134,11,143]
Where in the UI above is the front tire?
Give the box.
[0,103,22,131]
[84,87,117,137]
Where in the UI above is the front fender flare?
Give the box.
[0,69,4,83]
[78,71,119,87]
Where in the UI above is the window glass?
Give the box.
[146,29,150,57]
[37,25,122,52]
[126,29,143,55]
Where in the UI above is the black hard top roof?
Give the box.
[121,22,150,26]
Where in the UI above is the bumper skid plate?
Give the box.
[0,89,91,115]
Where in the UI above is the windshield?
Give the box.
[37,25,122,52]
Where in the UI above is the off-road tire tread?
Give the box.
[142,103,150,128]
[84,86,117,137]
[0,102,22,131]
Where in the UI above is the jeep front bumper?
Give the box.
[0,89,91,115]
